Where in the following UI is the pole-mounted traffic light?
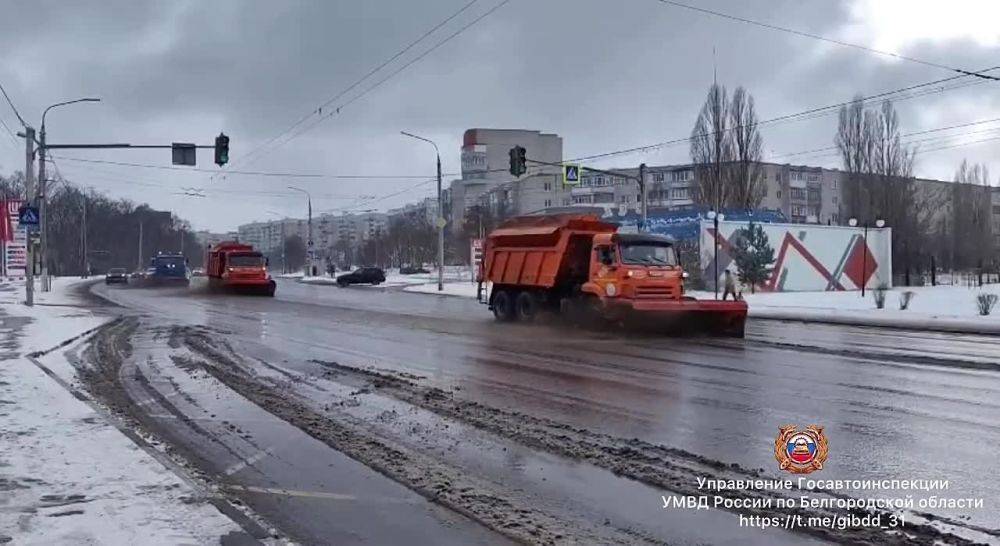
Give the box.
[214,133,230,166]
[509,145,526,177]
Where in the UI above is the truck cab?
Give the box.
[585,232,685,303]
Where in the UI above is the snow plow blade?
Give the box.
[611,298,748,337]
[208,279,276,297]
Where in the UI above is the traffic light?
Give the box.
[214,133,230,166]
[508,145,526,177]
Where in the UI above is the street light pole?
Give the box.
[401,131,444,291]
[38,98,100,291]
[288,186,313,276]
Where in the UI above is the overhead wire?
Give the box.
[653,0,1000,81]
[235,0,512,169]
[225,0,482,172]
[566,66,1000,164]
[0,80,27,128]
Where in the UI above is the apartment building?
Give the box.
[448,128,565,226]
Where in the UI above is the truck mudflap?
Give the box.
[604,298,748,337]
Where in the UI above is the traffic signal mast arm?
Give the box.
[524,157,642,183]
[43,132,230,167]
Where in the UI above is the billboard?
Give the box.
[700,219,892,292]
[2,199,27,278]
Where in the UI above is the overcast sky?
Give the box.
[2,0,999,232]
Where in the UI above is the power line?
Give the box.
[0,80,27,128]
[52,156,437,179]
[653,0,1000,81]
[567,66,1000,164]
[227,0,482,172]
[771,116,1000,161]
[238,0,512,168]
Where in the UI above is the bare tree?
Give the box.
[690,83,732,209]
[835,98,928,273]
[727,86,765,209]
[950,160,992,270]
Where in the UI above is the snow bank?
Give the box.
[0,278,243,544]
[405,280,1000,333]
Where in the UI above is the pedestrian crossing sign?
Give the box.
[563,164,580,186]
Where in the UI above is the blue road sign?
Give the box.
[18,205,39,227]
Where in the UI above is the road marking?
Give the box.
[225,484,356,500]
[223,447,276,476]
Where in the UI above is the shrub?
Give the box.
[899,291,915,311]
[976,293,999,316]
[873,284,889,309]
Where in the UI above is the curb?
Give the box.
[749,308,1000,336]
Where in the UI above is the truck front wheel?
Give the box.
[492,289,516,322]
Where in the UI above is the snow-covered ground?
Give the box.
[296,266,475,288]
[0,278,244,544]
[404,280,1000,333]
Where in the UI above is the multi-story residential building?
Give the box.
[194,230,239,249]
[448,128,566,226]
[388,196,438,227]
[992,187,1000,249]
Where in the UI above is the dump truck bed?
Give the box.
[481,214,616,289]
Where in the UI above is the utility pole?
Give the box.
[288,186,313,276]
[437,152,444,291]
[639,163,648,231]
[23,127,35,306]
[137,221,143,271]
[401,131,444,291]
[81,194,88,277]
[37,126,49,291]
[38,98,100,291]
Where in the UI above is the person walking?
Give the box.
[722,269,738,301]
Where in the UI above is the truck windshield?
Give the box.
[153,256,185,267]
[229,254,264,267]
[619,243,677,266]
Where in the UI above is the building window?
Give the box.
[790,188,806,200]
[833,196,838,204]
[776,190,782,199]
[543,182,551,191]
[670,187,689,200]
[544,199,552,207]
[671,170,691,182]
[653,173,664,182]
[807,189,820,201]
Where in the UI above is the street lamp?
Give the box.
[401,131,444,291]
[288,186,313,276]
[39,97,101,291]
[266,210,287,274]
[849,217,885,297]
[707,209,725,300]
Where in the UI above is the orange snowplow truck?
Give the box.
[205,241,276,297]
[476,214,747,337]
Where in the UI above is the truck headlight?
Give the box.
[606,283,618,297]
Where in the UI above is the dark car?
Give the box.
[336,267,386,287]
[105,268,128,284]
[399,265,430,275]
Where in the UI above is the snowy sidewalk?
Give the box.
[404,280,1000,334]
[0,279,248,545]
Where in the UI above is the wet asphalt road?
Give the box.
[87,278,1000,544]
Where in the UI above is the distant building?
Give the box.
[992,187,1000,250]
[388,196,438,227]
[448,128,566,226]
[194,230,239,248]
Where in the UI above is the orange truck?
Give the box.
[476,214,747,336]
[205,241,276,296]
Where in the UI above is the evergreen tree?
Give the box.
[732,222,775,293]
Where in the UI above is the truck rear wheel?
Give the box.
[516,291,537,322]
[492,289,516,322]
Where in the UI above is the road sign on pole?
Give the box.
[172,143,196,165]
[18,205,40,229]
[563,164,580,185]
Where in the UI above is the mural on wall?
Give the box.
[700,219,892,292]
